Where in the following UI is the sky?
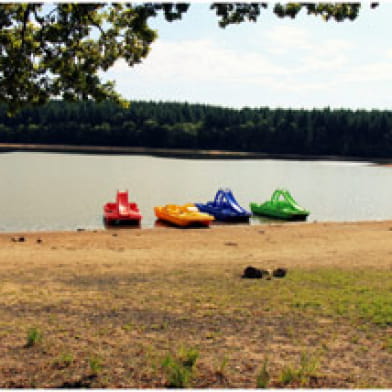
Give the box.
[102,3,392,110]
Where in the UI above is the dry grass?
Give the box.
[0,221,392,387]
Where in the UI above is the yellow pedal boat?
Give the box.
[154,204,214,227]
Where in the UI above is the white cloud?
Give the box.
[341,62,392,83]
[108,39,291,87]
[110,37,348,89]
[265,25,313,53]
[264,24,353,73]
[104,34,392,102]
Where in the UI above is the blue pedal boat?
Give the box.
[195,188,251,222]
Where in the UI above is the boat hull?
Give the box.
[250,202,309,220]
[154,205,214,227]
[196,204,250,222]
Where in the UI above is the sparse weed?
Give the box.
[179,346,199,369]
[256,359,270,388]
[100,375,111,386]
[216,355,229,376]
[54,352,74,368]
[285,325,297,339]
[122,322,133,332]
[299,351,319,380]
[350,335,359,344]
[279,365,297,386]
[89,355,103,374]
[161,355,190,388]
[279,352,319,386]
[161,347,199,387]
[151,322,169,331]
[359,345,369,353]
[97,327,109,336]
[25,327,43,347]
[320,342,329,352]
[47,314,57,323]
[382,337,392,353]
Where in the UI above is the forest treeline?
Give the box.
[0,100,391,158]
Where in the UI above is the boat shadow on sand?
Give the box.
[103,219,141,230]
[250,215,308,225]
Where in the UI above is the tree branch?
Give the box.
[21,4,31,51]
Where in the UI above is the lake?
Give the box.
[0,152,391,232]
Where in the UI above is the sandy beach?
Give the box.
[1,220,392,387]
[2,220,392,271]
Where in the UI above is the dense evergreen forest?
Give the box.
[1,100,392,158]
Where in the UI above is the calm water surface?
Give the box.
[0,152,391,232]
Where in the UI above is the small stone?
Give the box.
[36,238,42,244]
[76,228,85,232]
[18,236,25,242]
[273,268,287,278]
[242,266,262,279]
[225,241,238,246]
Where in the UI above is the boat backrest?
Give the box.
[213,188,247,214]
[116,191,129,215]
[271,189,302,209]
[214,188,230,206]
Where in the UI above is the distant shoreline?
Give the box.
[0,142,391,164]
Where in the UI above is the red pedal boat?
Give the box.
[103,190,142,225]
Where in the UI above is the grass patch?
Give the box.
[293,278,382,326]
[154,268,392,327]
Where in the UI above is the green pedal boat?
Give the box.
[250,189,310,220]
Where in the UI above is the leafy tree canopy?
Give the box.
[0,2,378,114]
